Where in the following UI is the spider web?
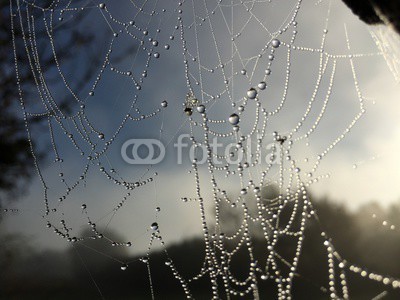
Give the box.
[8,0,400,299]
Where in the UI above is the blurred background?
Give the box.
[1,0,400,299]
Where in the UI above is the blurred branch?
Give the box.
[342,0,400,34]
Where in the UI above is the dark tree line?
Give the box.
[1,195,400,299]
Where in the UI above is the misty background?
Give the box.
[1,0,400,299]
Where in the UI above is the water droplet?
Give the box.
[153,52,160,58]
[196,105,205,113]
[258,82,267,90]
[246,88,257,99]
[161,100,168,107]
[228,113,240,125]
[81,204,87,209]
[241,69,247,75]
[271,38,280,48]
[99,3,105,9]
[151,222,159,230]
[184,107,193,116]
[98,133,104,139]
[121,264,128,271]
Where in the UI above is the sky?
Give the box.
[3,0,400,255]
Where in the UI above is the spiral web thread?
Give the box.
[8,0,400,299]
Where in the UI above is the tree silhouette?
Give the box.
[0,0,99,204]
[1,195,400,299]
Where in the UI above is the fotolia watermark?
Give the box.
[121,139,165,165]
[121,134,281,165]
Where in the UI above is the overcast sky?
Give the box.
[4,0,400,254]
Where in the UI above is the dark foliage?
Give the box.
[1,197,400,299]
[0,0,96,203]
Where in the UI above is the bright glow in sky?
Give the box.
[4,0,400,254]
